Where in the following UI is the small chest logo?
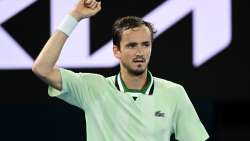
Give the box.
[155,110,165,117]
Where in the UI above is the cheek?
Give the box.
[122,51,134,58]
[146,49,152,57]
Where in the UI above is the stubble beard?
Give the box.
[121,61,148,76]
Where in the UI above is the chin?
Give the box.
[129,68,147,76]
[121,61,147,76]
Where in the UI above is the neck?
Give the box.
[120,69,148,90]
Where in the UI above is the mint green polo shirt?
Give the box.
[48,68,209,141]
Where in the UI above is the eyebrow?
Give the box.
[126,42,137,46]
[126,41,151,45]
[142,41,150,44]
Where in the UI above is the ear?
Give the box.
[113,45,121,60]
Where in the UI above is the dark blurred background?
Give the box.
[0,0,249,140]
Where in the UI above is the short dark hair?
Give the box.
[112,16,156,47]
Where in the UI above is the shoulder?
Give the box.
[153,77,187,99]
[60,68,105,79]
[153,77,184,90]
[78,72,105,80]
[60,68,107,84]
[105,75,116,86]
[105,75,115,81]
[77,73,111,87]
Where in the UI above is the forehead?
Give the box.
[120,25,151,43]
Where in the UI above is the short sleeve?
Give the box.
[48,68,106,110]
[173,86,209,141]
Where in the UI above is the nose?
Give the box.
[135,46,144,56]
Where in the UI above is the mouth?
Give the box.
[132,58,145,63]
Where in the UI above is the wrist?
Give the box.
[69,10,85,21]
[57,14,78,36]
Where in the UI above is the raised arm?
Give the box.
[32,0,101,90]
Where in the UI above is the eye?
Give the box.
[142,42,151,47]
[126,43,137,48]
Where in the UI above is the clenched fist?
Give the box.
[70,0,102,21]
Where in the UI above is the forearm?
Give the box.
[32,0,101,79]
[32,30,68,74]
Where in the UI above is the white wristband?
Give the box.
[57,14,78,36]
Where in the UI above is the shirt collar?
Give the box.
[115,71,154,95]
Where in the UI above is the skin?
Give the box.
[32,0,101,90]
[113,25,152,90]
[32,0,151,91]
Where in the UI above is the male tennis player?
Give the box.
[32,0,209,140]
